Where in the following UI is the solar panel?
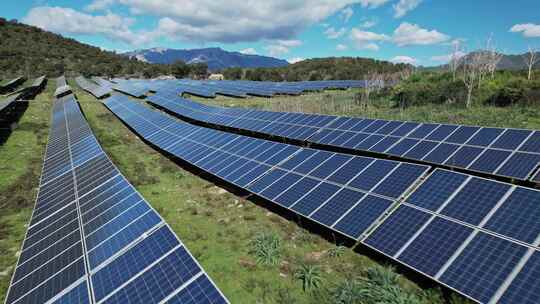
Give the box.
[104,91,540,304]
[438,233,527,304]
[5,94,228,304]
[104,94,429,244]
[142,91,539,182]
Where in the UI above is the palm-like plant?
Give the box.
[249,232,282,266]
[294,263,323,292]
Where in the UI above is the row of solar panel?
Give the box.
[104,94,540,304]
[5,94,228,304]
[364,169,540,304]
[104,94,428,241]
[75,76,112,99]
[109,78,367,100]
[144,93,540,183]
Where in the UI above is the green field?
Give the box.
[9,82,536,303]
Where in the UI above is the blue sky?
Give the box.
[2,0,540,66]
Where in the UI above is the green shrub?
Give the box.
[248,232,282,266]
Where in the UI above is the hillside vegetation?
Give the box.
[222,57,411,81]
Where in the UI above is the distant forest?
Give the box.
[221,58,412,81]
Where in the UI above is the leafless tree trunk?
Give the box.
[485,35,503,79]
[449,41,464,81]
[523,46,539,80]
[462,62,477,108]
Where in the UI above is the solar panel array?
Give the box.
[109,78,367,99]
[54,76,72,98]
[145,93,540,183]
[103,93,540,304]
[104,94,429,241]
[365,169,540,304]
[5,93,228,304]
[75,76,112,99]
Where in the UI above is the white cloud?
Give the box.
[431,51,466,63]
[239,48,257,55]
[336,44,348,51]
[359,19,377,28]
[85,0,116,11]
[265,40,302,57]
[22,6,156,45]
[510,23,540,38]
[393,0,422,18]
[392,22,450,46]
[107,0,389,43]
[340,7,354,22]
[349,28,389,50]
[391,55,417,65]
[359,0,391,8]
[288,57,305,64]
[324,27,346,39]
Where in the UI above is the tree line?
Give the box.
[221,57,411,81]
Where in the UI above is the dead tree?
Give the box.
[462,61,478,108]
[485,35,503,79]
[523,46,539,80]
[449,42,464,81]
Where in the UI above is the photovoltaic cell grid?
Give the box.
[104,94,429,242]
[143,91,540,182]
[363,168,540,304]
[75,76,112,99]
[5,94,228,304]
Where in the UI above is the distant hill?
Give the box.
[0,18,167,78]
[435,51,540,70]
[222,57,412,81]
[124,47,289,71]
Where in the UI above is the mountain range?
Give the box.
[123,47,289,71]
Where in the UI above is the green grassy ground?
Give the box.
[192,89,540,130]
[0,82,471,303]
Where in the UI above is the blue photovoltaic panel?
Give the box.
[372,163,428,199]
[398,217,473,276]
[422,143,460,164]
[166,275,228,304]
[291,182,340,216]
[349,160,397,192]
[495,152,540,179]
[333,195,393,239]
[407,170,468,211]
[273,177,320,208]
[491,129,531,150]
[327,156,373,184]
[519,131,540,153]
[445,126,480,144]
[444,146,484,168]
[425,124,458,141]
[468,149,512,173]
[364,205,432,256]
[498,251,540,304]
[466,127,504,147]
[408,123,439,139]
[440,233,527,304]
[404,141,438,159]
[260,173,303,200]
[5,94,228,304]
[484,187,540,244]
[310,188,365,226]
[441,178,511,225]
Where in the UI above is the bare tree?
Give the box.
[449,41,464,81]
[462,61,478,108]
[523,46,539,80]
[485,35,503,79]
